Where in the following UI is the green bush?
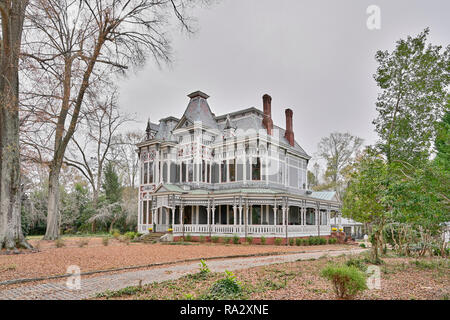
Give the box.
[289,238,295,246]
[260,236,266,245]
[274,238,283,246]
[199,235,206,243]
[77,239,89,247]
[246,237,253,244]
[203,270,244,300]
[185,234,192,242]
[211,236,219,243]
[359,243,366,248]
[223,237,231,244]
[308,237,316,245]
[295,238,302,246]
[55,239,65,248]
[345,257,368,272]
[328,238,337,244]
[124,231,137,240]
[320,264,368,299]
[232,235,240,244]
[110,229,121,239]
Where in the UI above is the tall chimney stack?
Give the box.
[262,94,273,135]
[284,108,294,147]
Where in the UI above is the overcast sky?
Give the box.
[117,0,450,164]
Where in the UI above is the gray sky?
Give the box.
[118,0,450,163]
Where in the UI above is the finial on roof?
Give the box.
[145,118,151,140]
[225,114,231,129]
[187,90,210,99]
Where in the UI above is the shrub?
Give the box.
[203,270,244,299]
[319,237,327,245]
[295,238,302,246]
[328,238,337,244]
[223,237,231,244]
[307,237,315,245]
[211,236,219,243]
[289,238,295,246]
[111,230,121,239]
[232,235,240,244]
[359,243,366,248]
[55,239,65,248]
[102,237,109,246]
[199,235,206,243]
[77,239,89,248]
[345,257,368,272]
[245,237,253,245]
[274,238,283,246]
[189,259,211,280]
[260,236,266,245]
[124,231,137,240]
[185,234,192,242]
[320,264,367,299]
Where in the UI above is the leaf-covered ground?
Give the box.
[95,254,450,300]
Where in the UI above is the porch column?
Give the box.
[212,206,216,225]
[207,204,211,237]
[179,206,184,224]
[302,205,306,225]
[196,205,199,224]
[238,206,243,225]
[249,205,253,225]
[273,206,277,226]
[226,205,230,225]
[282,207,286,226]
[266,205,269,224]
[233,206,237,226]
[170,207,175,226]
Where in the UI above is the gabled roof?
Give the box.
[154,184,185,194]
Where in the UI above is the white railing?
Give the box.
[154,224,170,232]
[171,224,331,236]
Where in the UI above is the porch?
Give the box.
[139,201,337,238]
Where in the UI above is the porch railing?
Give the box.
[171,224,331,236]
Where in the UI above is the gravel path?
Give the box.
[0,247,365,300]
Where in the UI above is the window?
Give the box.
[306,209,315,225]
[149,161,154,183]
[229,159,236,182]
[188,160,194,182]
[252,157,261,180]
[182,162,186,182]
[221,160,227,182]
[142,201,147,224]
[202,160,206,182]
[143,162,148,184]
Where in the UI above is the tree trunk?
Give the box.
[44,166,61,239]
[0,0,31,250]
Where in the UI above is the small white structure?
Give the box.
[331,217,363,239]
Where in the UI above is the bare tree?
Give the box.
[0,0,31,249]
[111,130,143,189]
[317,132,363,200]
[65,87,134,208]
[21,0,203,239]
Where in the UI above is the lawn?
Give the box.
[95,253,450,300]
[0,236,351,284]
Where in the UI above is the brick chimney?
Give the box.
[262,94,273,135]
[284,108,294,147]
